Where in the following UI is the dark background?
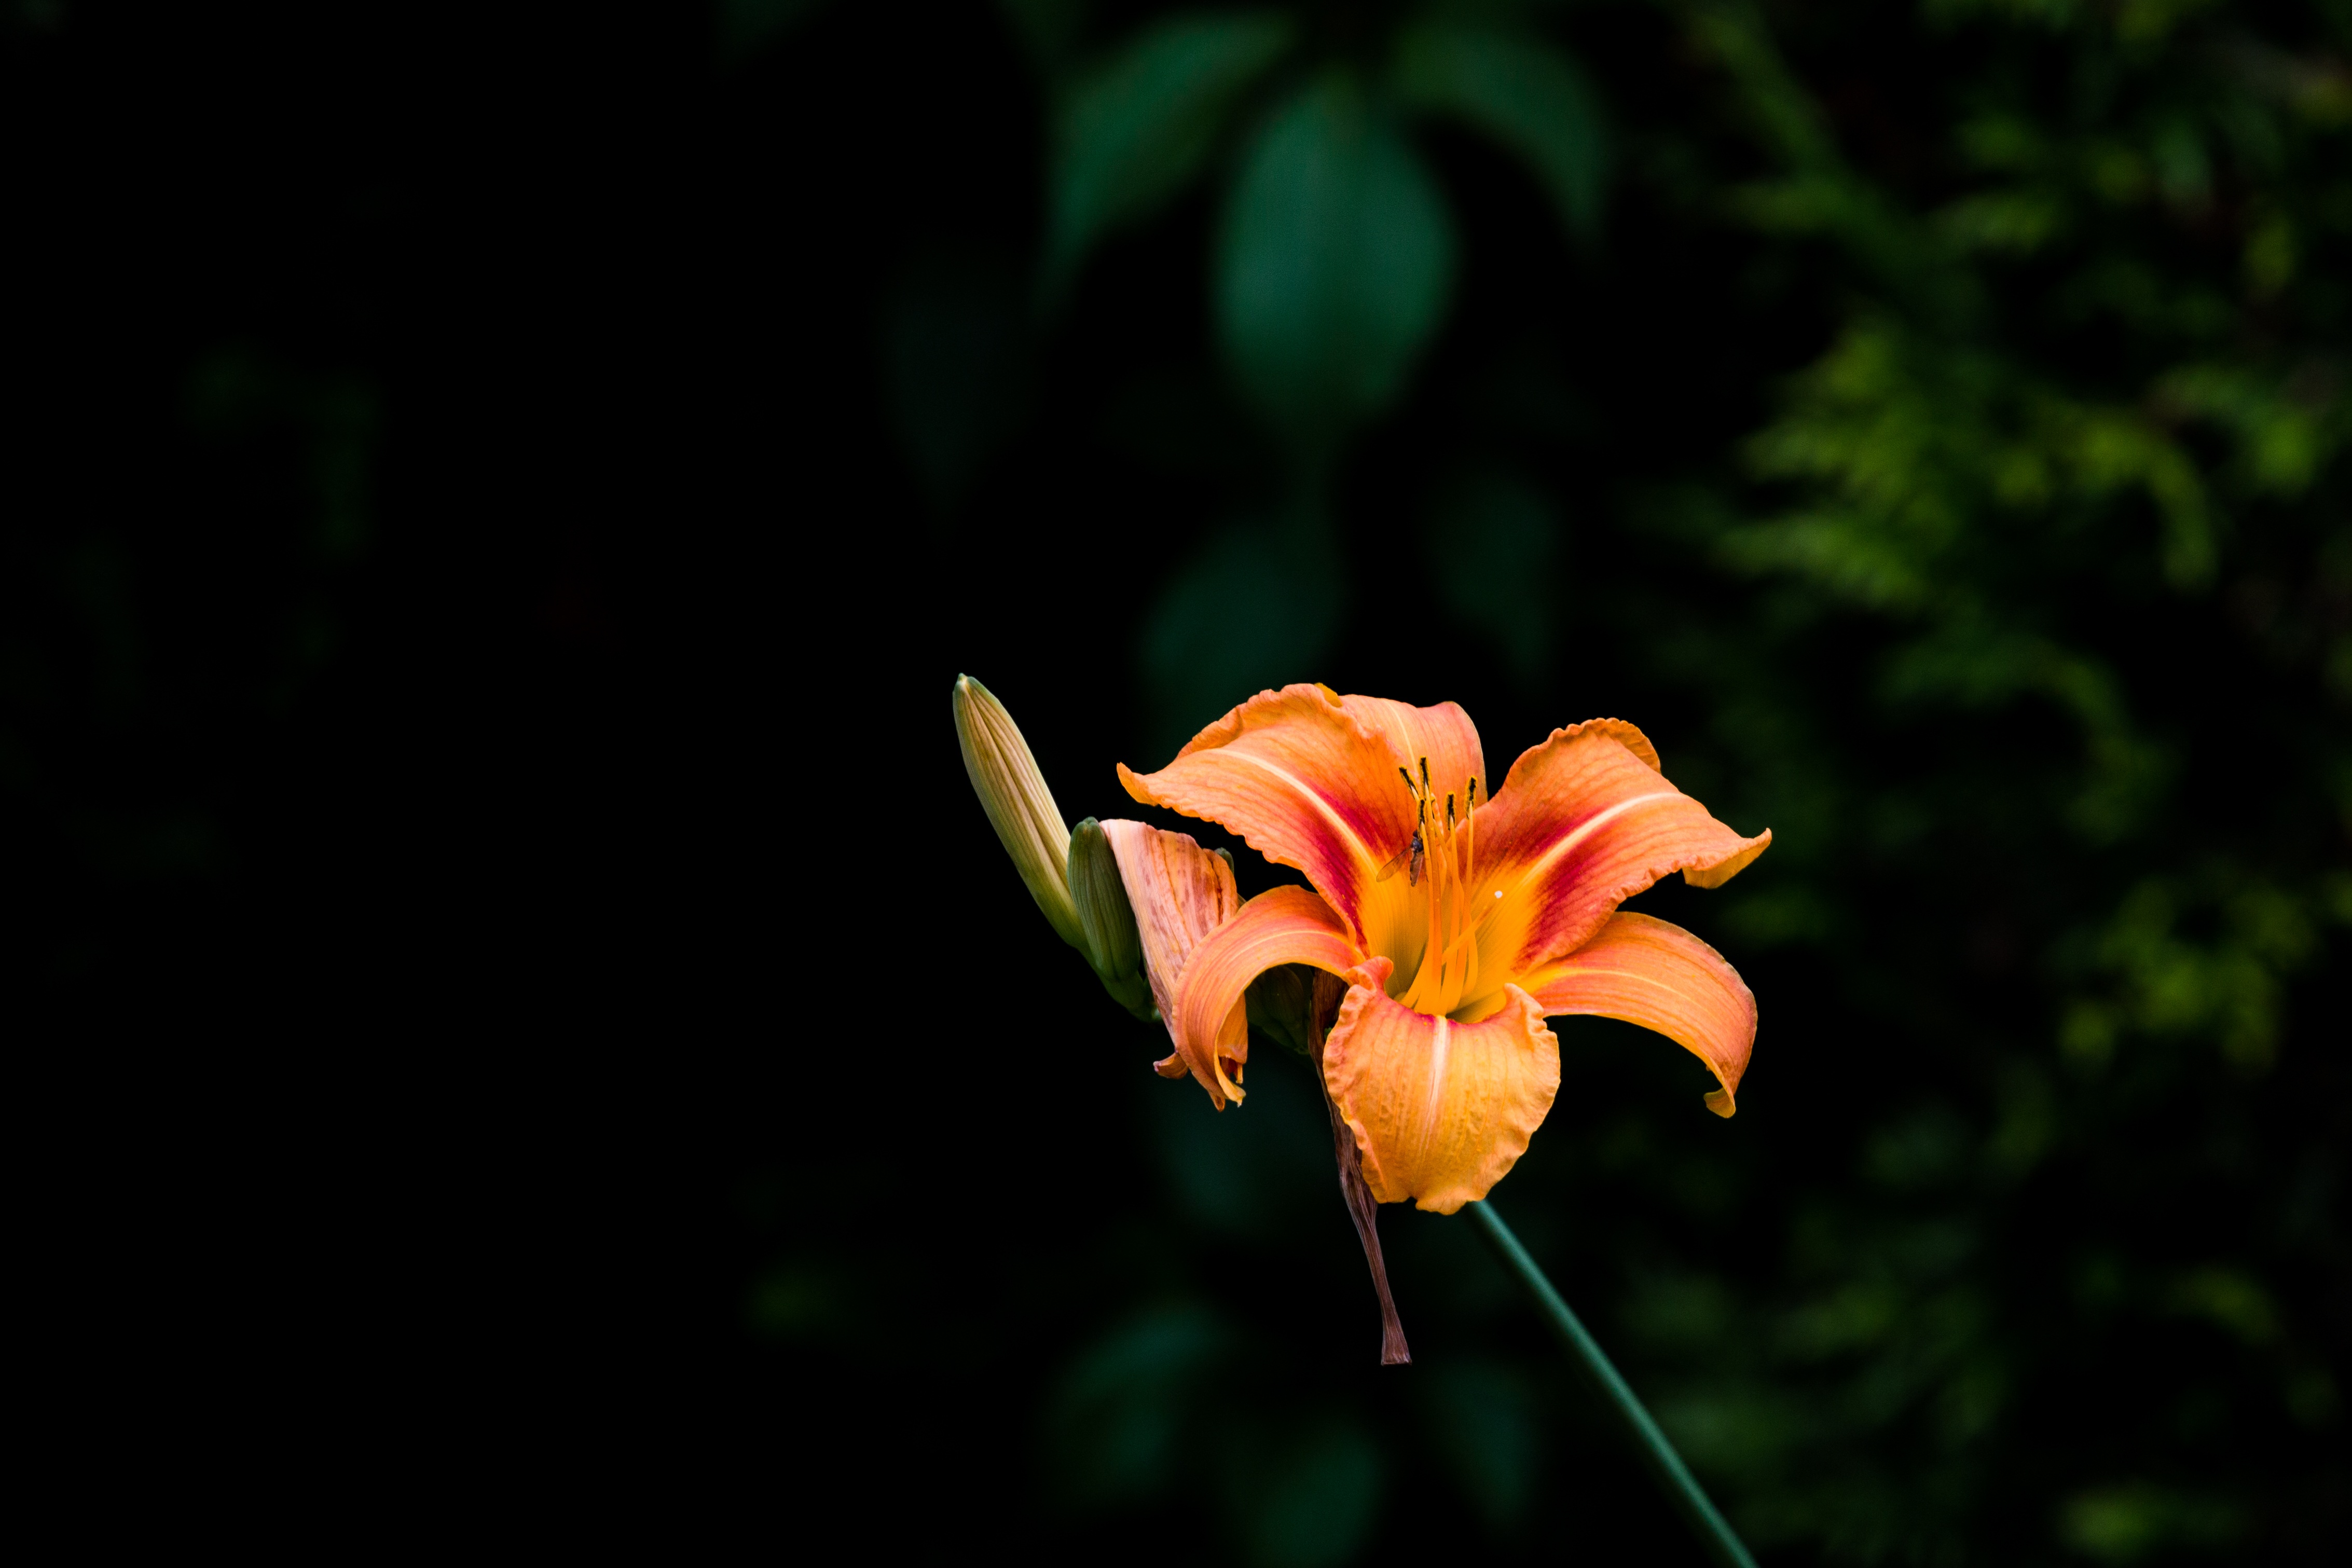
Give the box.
[7,1,2348,1561]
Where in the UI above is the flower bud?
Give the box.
[953,675,1085,952]
[1069,818,1156,1020]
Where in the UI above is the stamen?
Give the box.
[1408,816,1446,1011]
[1461,776,1477,898]
[1426,775,1501,1015]
[1430,923,1481,1014]
[1391,764,1514,1017]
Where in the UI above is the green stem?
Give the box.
[1467,1201,1758,1568]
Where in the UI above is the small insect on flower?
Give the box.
[1374,796,1426,888]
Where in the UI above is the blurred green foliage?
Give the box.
[1009,0,1619,744]
[787,0,2348,1561]
[11,0,2346,1560]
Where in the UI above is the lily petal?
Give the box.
[1522,913,1758,1118]
[1469,722,1769,999]
[1322,959,1562,1214]
[1100,819,1248,1101]
[1336,694,1486,808]
[1119,685,1414,942]
[1168,884,1367,1108]
[1332,693,1492,976]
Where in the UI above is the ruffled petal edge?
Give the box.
[1522,912,1757,1117]
[1322,962,1563,1214]
[1167,883,1367,1108]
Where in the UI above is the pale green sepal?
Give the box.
[1069,816,1157,1020]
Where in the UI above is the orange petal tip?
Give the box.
[1683,827,1772,889]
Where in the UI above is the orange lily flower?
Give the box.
[1120,685,1770,1215]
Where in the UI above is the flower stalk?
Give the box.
[1466,1200,1758,1568]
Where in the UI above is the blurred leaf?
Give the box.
[746,1260,851,1342]
[1937,186,2068,255]
[1048,1303,1230,1507]
[1394,22,1611,241]
[1138,512,1341,761]
[1862,1106,1971,1193]
[1421,1358,1540,1534]
[2062,873,2318,1072]
[1149,1035,1332,1238]
[883,248,1032,512]
[2164,1264,2278,1346]
[1099,364,1271,477]
[1424,465,1562,687]
[1214,73,1456,450]
[2059,1481,2245,1562]
[1044,11,1294,297]
[1225,1416,1383,1568]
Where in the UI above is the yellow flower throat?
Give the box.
[1386,758,1502,1019]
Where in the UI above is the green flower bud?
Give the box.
[953,674,1085,952]
[1069,817,1156,1020]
